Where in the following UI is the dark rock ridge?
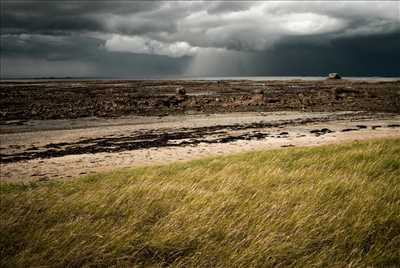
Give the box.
[1,79,399,121]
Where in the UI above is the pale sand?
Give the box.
[1,111,399,182]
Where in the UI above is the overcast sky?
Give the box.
[1,1,399,77]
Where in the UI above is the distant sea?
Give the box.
[1,76,399,82]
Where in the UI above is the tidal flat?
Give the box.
[1,79,399,181]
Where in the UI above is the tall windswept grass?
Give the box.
[1,139,400,267]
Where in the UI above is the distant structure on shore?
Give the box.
[328,73,341,79]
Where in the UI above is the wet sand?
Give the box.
[1,111,399,182]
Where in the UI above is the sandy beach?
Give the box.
[1,111,399,182]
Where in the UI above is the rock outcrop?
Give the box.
[0,79,399,120]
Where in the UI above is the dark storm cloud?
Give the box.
[0,34,192,77]
[1,12,101,35]
[1,1,166,35]
[245,32,400,77]
[206,2,255,14]
[1,34,101,61]
[1,1,399,77]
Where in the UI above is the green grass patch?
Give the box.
[1,139,400,267]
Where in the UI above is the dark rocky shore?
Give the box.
[1,79,399,121]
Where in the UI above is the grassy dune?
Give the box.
[1,139,400,267]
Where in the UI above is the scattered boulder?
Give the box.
[175,87,187,102]
[328,73,341,79]
[322,128,333,133]
[175,87,186,96]
[310,128,333,136]
[341,128,358,132]
[281,144,295,148]
[266,98,280,104]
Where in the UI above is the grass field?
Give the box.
[1,139,400,267]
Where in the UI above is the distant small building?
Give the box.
[328,73,341,79]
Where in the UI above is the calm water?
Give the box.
[177,76,400,82]
[1,76,399,82]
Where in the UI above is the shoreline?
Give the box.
[1,111,399,182]
[2,77,399,83]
